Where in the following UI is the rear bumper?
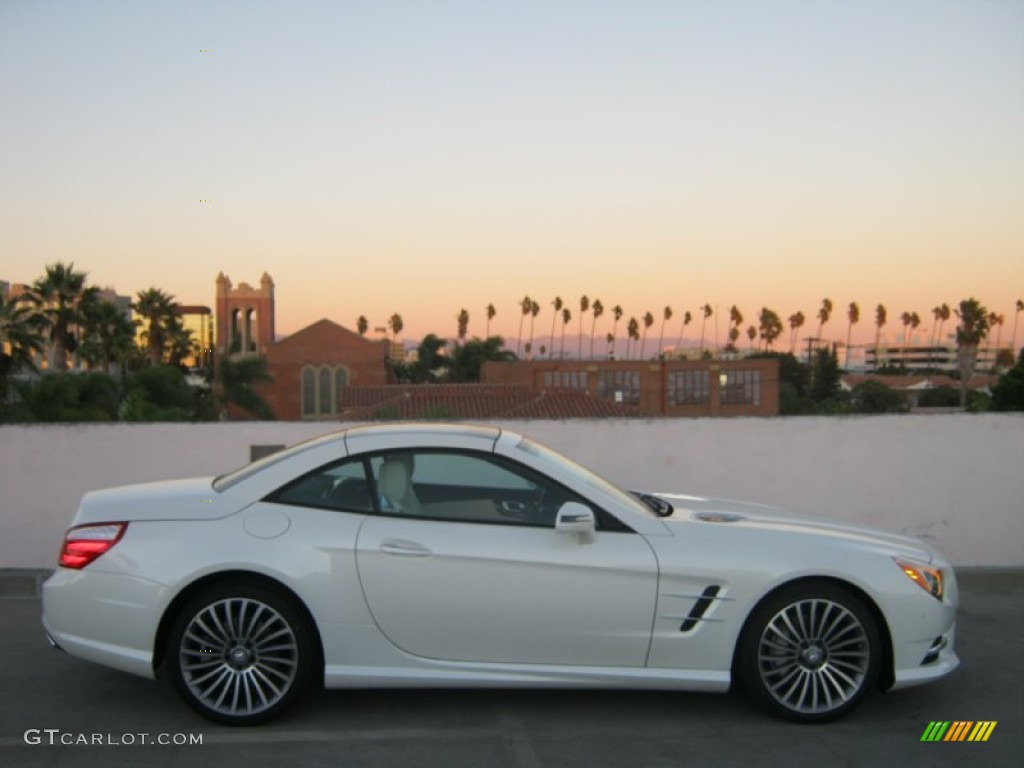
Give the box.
[42,567,164,680]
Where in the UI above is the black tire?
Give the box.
[737,582,881,723]
[167,582,315,725]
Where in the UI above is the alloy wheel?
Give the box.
[178,597,300,718]
[756,598,871,715]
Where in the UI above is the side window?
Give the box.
[369,450,589,527]
[270,457,374,513]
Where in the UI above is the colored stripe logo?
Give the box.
[921,721,997,742]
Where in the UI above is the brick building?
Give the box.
[258,319,391,420]
[481,358,780,417]
[337,383,638,421]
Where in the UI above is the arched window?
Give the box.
[334,366,350,415]
[301,366,316,417]
[318,366,333,415]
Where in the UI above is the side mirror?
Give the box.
[555,502,596,536]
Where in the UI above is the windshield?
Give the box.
[514,437,657,519]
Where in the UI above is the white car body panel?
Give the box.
[42,424,959,714]
[355,515,658,666]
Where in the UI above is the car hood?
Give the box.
[74,477,248,525]
[651,492,935,562]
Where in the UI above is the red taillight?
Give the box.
[59,523,128,569]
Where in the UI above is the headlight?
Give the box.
[894,557,944,600]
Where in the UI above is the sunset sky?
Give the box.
[2,1,1022,347]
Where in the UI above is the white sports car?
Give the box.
[43,424,958,725]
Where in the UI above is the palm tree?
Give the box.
[929,305,942,350]
[549,297,563,358]
[641,311,654,359]
[578,295,589,359]
[954,298,990,407]
[528,301,539,356]
[605,332,614,358]
[788,311,805,353]
[759,307,783,349]
[78,299,136,374]
[746,325,757,350]
[698,304,713,354]
[31,261,94,371]
[485,303,496,339]
[726,306,742,351]
[0,290,45,395]
[1011,299,1024,359]
[899,311,920,369]
[166,313,196,367]
[660,306,673,357]
[874,304,887,371]
[816,298,833,340]
[928,305,943,372]
[900,311,912,368]
[457,309,470,341]
[626,316,640,359]
[675,310,692,356]
[845,302,859,370]
[213,354,274,420]
[589,299,604,359]
[988,312,1005,355]
[357,315,368,336]
[135,288,176,365]
[388,312,403,342]
[516,295,531,356]
[928,303,950,374]
[560,307,571,359]
[611,304,623,357]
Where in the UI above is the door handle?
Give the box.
[380,540,432,558]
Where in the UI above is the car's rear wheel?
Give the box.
[167,583,314,725]
[738,582,881,723]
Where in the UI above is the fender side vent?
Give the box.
[680,585,721,632]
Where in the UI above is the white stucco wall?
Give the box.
[1,414,1021,568]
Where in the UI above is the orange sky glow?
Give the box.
[2,2,1022,350]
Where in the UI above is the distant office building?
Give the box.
[866,335,1006,373]
[175,305,213,368]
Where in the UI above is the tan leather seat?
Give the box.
[378,458,423,516]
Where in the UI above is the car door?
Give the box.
[354,449,659,667]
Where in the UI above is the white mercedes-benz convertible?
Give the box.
[42,424,958,724]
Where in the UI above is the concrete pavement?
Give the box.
[1,570,1021,767]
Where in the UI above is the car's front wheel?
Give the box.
[167,583,315,725]
[737,582,881,723]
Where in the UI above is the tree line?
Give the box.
[379,295,1021,368]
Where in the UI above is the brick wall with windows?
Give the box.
[256,319,390,420]
[482,358,778,417]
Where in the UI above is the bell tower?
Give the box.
[215,272,275,356]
